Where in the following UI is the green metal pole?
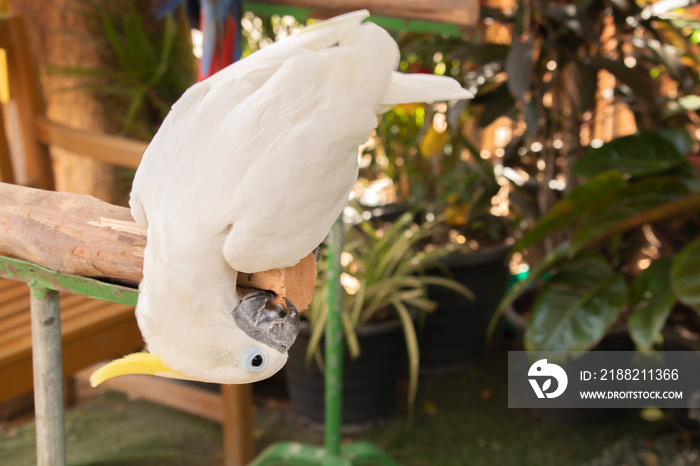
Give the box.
[29,285,66,466]
[325,217,344,458]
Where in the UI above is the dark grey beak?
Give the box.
[232,291,300,353]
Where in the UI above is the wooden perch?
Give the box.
[0,183,316,310]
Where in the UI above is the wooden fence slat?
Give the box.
[251,0,479,26]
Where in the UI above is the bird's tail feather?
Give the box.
[377,71,472,113]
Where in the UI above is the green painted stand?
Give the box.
[0,255,138,466]
[251,218,397,466]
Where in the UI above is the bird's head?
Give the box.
[90,291,300,386]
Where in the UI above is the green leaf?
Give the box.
[671,239,700,312]
[570,177,691,252]
[415,275,474,301]
[488,242,571,340]
[512,171,626,255]
[505,38,534,101]
[656,127,693,157]
[628,257,675,350]
[523,99,540,140]
[392,299,419,416]
[573,131,687,178]
[99,10,126,68]
[525,252,626,352]
[342,312,361,359]
[476,84,516,128]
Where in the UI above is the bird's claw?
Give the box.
[232,291,300,353]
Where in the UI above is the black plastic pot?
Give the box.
[419,243,511,376]
[285,319,405,433]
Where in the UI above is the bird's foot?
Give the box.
[232,291,300,353]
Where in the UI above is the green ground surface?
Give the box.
[0,351,696,466]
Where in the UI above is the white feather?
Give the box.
[129,10,471,383]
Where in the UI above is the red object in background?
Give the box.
[198,15,239,81]
[406,63,433,74]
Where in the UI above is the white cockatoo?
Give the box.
[91,10,471,387]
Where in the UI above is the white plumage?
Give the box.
[91,10,471,386]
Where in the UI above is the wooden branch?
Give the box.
[0,183,316,310]
[252,0,479,26]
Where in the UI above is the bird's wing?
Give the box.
[132,11,470,275]
[220,21,400,273]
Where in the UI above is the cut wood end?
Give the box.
[237,253,317,311]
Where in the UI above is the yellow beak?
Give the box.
[90,352,197,387]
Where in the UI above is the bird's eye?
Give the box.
[239,346,267,373]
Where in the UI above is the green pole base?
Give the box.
[249,441,398,466]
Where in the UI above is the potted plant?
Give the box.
[285,209,472,431]
[416,144,521,374]
[355,88,526,374]
[422,0,700,352]
[352,21,544,374]
[492,129,700,354]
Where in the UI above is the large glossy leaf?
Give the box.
[524,99,540,140]
[657,127,693,157]
[505,39,534,102]
[573,131,687,178]
[671,239,700,312]
[488,242,571,340]
[628,257,675,350]
[477,83,517,128]
[512,171,626,255]
[525,252,626,352]
[570,177,692,253]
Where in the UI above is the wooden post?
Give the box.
[221,384,255,466]
[29,286,66,466]
[0,15,55,190]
